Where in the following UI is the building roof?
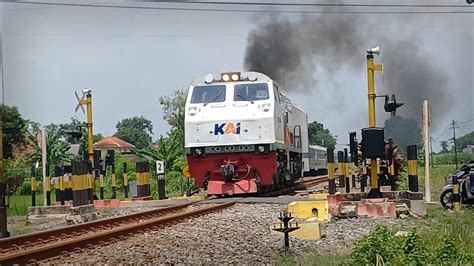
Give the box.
[93,136,135,149]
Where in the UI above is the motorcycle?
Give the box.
[440,163,474,209]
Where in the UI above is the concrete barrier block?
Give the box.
[109,199,121,209]
[356,198,396,218]
[94,200,106,210]
[409,199,427,216]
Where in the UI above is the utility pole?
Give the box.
[41,129,47,206]
[422,100,431,203]
[430,137,434,168]
[0,33,9,238]
[451,120,458,169]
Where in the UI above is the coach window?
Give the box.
[190,85,226,104]
[234,83,269,102]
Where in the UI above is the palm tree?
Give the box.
[20,123,73,175]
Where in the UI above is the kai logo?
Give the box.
[214,122,241,135]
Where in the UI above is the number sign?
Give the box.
[156,160,165,174]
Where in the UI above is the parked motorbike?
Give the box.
[440,163,474,209]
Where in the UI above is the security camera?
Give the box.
[82,88,91,94]
[367,46,380,55]
[467,0,473,4]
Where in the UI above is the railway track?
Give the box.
[0,202,235,265]
[263,175,329,196]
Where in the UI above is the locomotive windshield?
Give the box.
[190,85,226,104]
[234,83,269,102]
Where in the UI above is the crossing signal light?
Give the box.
[384,94,404,117]
[63,126,83,140]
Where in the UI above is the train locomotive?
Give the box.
[185,71,309,195]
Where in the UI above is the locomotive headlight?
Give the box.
[231,73,240,81]
[256,145,266,153]
[204,73,214,84]
[193,147,204,157]
[222,74,230,82]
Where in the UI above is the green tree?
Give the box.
[134,90,188,195]
[54,117,84,144]
[159,89,185,134]
[456,131,474,151]
[21,123,74,174]
[159,89,185,147]
[2,105,28,158]
[384,116,422,154]
[114,116,153,149]
[440,140,449,153]
[307,121,336,149]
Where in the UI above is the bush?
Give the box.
[434,235,469,264]
[350,225,401,265]
[434,152,474,165]
[400,229,429,265]
[349,225,471,265]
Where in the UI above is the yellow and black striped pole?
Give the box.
[361,160,367,192]
[87,161,93,204]
[327,148,336,194]
[64,165,73,201]
[123,162,129,198]
[45,163,51,206]
[344,148,350,193]
[407,145,419,192]
[111,163,116,199]
[136,162,142,197]
[31,164,36,207]
[351,163,356,188]
[337,151,345,189]
[389,159,395,191]
[55,165,65,205]
[452,174,461,212]
[388,138,396,191]
[99,170,105,200]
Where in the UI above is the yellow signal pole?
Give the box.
[77,90,94,164]
[367,48,383,196]
[84,93,94,163]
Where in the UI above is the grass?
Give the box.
[5,183,182,217]
[416,164,457,198]
[7,194,55,216]
[278,207,474,265]
[277,164,471,265]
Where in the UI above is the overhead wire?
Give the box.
[2,1,473,14]
[137,1,473,8]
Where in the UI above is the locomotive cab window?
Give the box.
[234,83,269,102]
[190,85,226,104]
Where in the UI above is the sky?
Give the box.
[1,1,473,152]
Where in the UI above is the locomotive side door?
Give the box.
[273,82,285,144]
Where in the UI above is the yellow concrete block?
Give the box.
[271,219,322,240]
[308,193,328,200]
[287,201,329,221]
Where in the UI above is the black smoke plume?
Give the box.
[243,14,451,125]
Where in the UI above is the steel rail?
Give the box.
[0,202,192,252]
[0,202,235,265]
[263,175,329,196]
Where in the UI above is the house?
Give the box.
[93,136,136,154]
[463,145,474,154]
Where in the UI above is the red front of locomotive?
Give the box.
[187,145,277,195]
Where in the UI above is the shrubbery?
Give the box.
[349,225,471,265]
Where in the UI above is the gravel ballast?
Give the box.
[46,203,413,264]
